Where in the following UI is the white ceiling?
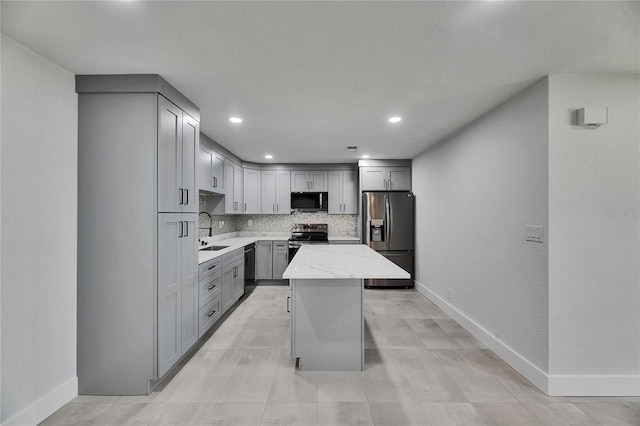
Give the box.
[2,1,638,163]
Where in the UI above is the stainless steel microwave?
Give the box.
[291,192,328,212]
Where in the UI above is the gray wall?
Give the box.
[1,35,78,424]
[412,78,550,374]
[548,75,639,394]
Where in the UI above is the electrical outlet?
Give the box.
[248,219,253,226]
[526,225,544,243]
[219,220,224,229]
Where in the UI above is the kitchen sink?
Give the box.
[199,245,229,251]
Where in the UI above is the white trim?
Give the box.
[415,280,640,396]
[548,375,640,397]
[1,376,78,426]
[414,280,549,394]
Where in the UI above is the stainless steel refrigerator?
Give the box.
[362,192,415,288]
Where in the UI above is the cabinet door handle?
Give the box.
[184,189,189,205]
[276,203,279,212]
[208,283,216,291]
[286,296,290,313]
[183,221,188,237]
[178,221,183,238]
[213,176,217,188]
[311,181,314,189]
[273,204,275,213]
[207,310,217,317]
[179,188,184,205]
[245,203,247,212]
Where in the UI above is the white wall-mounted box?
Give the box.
[576,107,607,127]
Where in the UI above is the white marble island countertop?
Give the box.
[283,244,410,280]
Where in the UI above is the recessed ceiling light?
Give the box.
[388,116,402,123]
[361,154,370,159]
[229,117,243,124]
[264,154,273,159]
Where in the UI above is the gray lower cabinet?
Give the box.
[272,241,289,279]
[222,262,235,313]
[198,257,222,337]
[256,240,273,279]
[221,248,245,313]
[157,214,198,378]
[256,240,288,280]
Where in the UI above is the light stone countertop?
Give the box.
[283,244,410,280]
[198,234,359,264]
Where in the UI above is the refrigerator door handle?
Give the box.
[385,194,391,248]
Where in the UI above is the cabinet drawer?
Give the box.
[199,257,222,280]
[222,248,244,265]
[199,295,222,338]
[273,241,288,250]
[199,272,222,308]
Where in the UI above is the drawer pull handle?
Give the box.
[207,310,216,317]
[207,265,217,270]
[208,284,216,291]
[286,296,290,313]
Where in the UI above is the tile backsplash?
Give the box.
[199,195,357,237]
[237,212,357,236]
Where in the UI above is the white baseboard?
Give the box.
[414,280,549,394]
[414,280,640,397]
[548,375,640,397]
[2,376,78,426]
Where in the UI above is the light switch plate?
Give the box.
[526,225,544,243]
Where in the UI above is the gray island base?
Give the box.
[283,245,410,371]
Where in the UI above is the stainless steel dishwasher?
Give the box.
[244,243,256,284]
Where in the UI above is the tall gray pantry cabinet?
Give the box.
[77,75,199,395]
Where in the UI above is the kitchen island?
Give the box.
[283,244,409,371]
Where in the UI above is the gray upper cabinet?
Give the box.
[291,170,327,192]
[158,95,198,213]
[224,160,243,214]
[261,170,291,214]
[76,75,201,395]
[328,170,358,214]
[198,144,224,194]
[360,166,411,191]
[243,168,261,214]
[157,214,198,378]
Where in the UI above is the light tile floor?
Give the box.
[41,285,640,425]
